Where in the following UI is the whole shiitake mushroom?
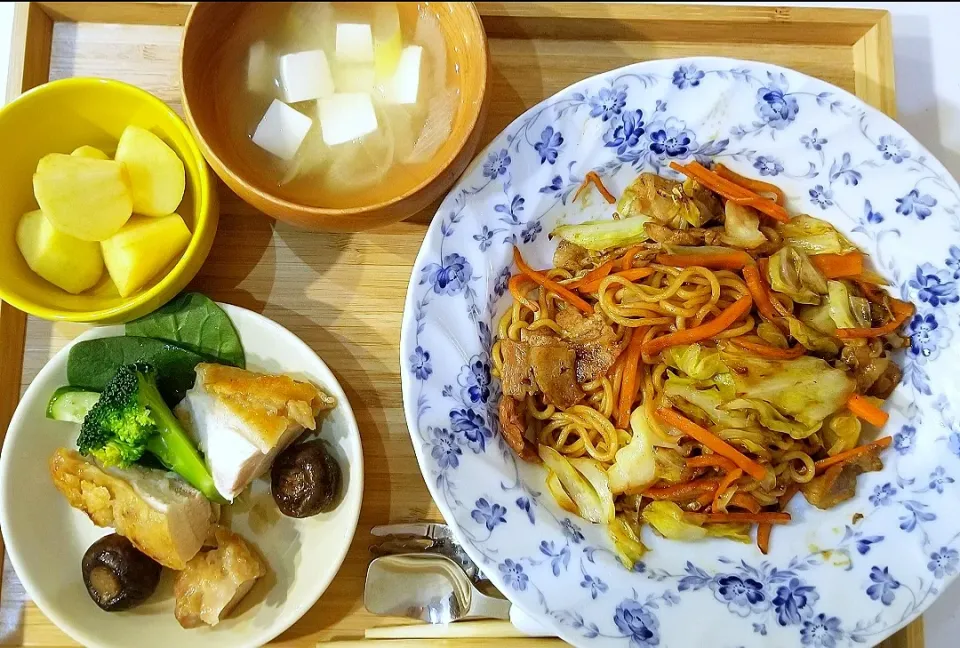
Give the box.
[271,439,342,518]
[81,534,162,611]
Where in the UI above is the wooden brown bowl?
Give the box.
[180,2,489,232]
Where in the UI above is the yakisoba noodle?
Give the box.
[492,162,914,562]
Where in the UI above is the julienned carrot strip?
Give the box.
[814,436,892,473]
[695,491,715,508]
[713,468,743,511]
[729,492,762,514]
[656,251,753,270]
[731,337,806,359]
[757,523,772,554]
[686,455,738,472]
[847,394,890,427]
[579,268,654,293]
[569,260,616,289]
[509,274,539,312]
[742,264,780,325]
[616,327,648,429]
[642,295,753,356]
[670,161,791,223]
[513,247,594,315]
[656,407,768,481]
[855,280,887,303]
[758,484,801,554]
[696,511,792,524]
[686,161,791,223]
[811,252,864,279]
[780,483,801,510]
[632,476,721,499]
[714,163,786,205]
[835,299,914,338]
[574,171,616,204]
[621,246,644,271]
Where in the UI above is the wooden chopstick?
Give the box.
[322,638,564,647]
[364,620,528,639]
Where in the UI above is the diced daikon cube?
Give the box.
[247,41,274,95]
[336,23,374,63]
[318,93,378,146]
[385,45,423,105]
[333,63,376,93]
[252,99,313,160]
[279,50,334,103]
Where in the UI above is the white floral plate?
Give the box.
[399,57,960,648]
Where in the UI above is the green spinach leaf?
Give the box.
[67,337,207,404]
[126,292,245,368]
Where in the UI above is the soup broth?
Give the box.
[216,2,459,210]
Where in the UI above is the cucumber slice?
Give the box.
[46,386,100,422]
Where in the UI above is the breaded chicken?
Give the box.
[49,448,217,570]
[176,363,335,501]
[174,526,267,628]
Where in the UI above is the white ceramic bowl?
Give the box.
[0,304,363,648]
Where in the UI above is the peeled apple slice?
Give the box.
[16,209,103,294]
[101,214,191,298]
[71,145,109,160]
[114,126,185,217]
[335,23,374,63]
[372,3,402,80]
[252,99,313,160]
[33,153,132,242]
[279,49,334,103]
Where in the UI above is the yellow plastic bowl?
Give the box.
[0,78,217,323]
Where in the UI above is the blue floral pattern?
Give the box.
[400,57,960,648]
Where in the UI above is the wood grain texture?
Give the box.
[0,0,53,610]
[1,3,918,648]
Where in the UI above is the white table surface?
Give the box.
[0,2,957,646]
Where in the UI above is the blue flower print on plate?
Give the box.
[400,57,960,647]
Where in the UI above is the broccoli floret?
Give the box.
[78,363,223,503]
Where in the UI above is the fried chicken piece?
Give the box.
[176,363,336,501]
[50,448,217,570]
[174,526,267,628]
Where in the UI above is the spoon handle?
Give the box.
[464,589,512,620]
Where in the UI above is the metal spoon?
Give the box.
[364,553,510,624]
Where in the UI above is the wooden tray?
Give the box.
[0,3,919,647]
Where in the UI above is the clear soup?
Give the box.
[216,2,460,210]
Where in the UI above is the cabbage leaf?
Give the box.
[720,349,855,427]
[767,245,828,305]
[552,217,650,251]
[664,344,726,381]
[642,501,708,541]
[778,214,856,255]
[723,202,766,249]
[539,445,608,523]
[607,407,658,494]
[607,516,648,569]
